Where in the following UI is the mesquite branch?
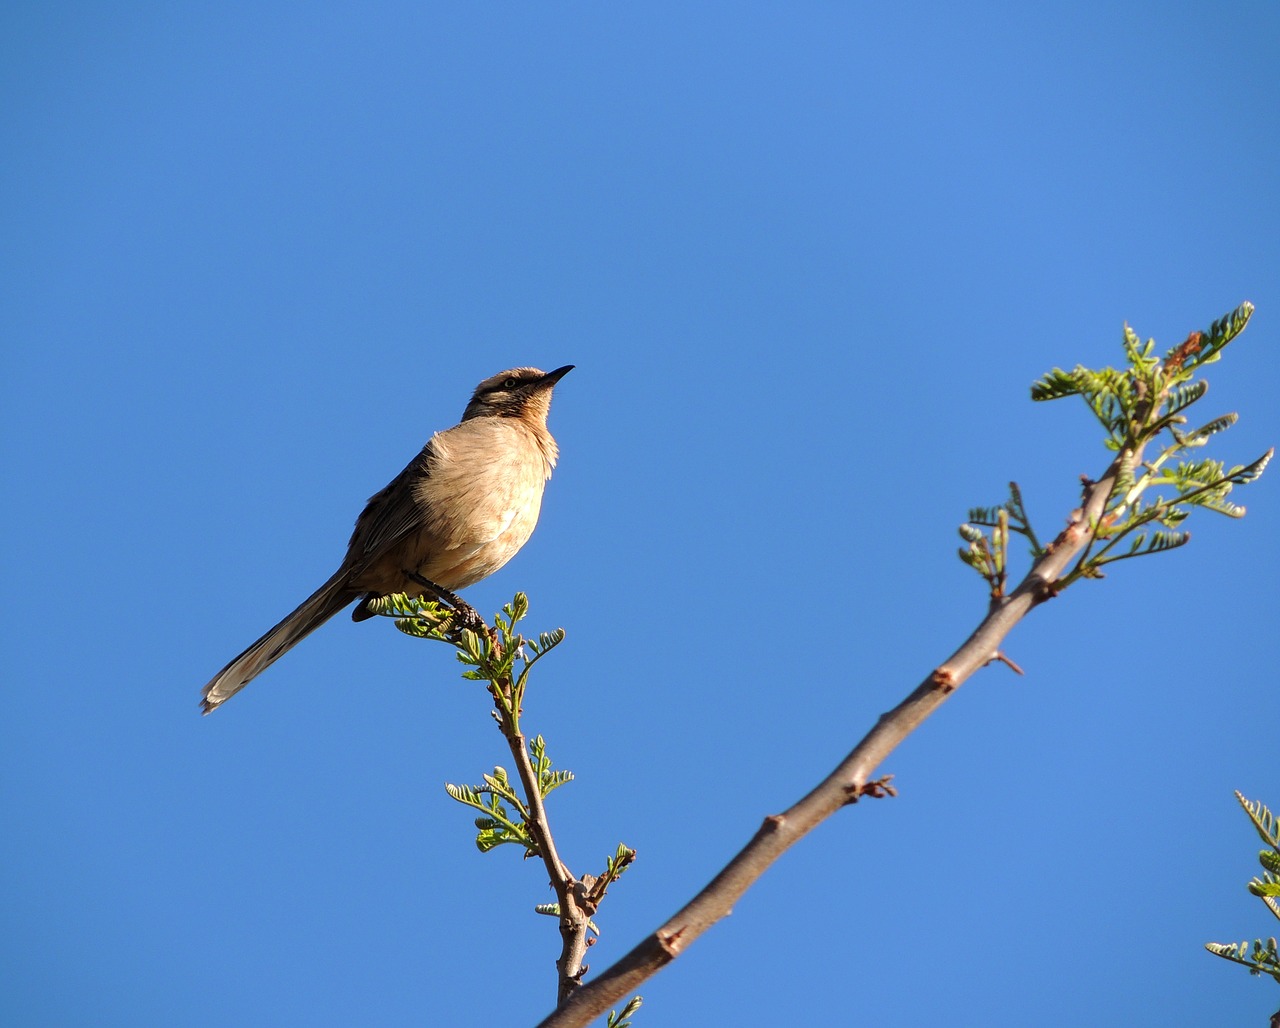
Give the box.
[487,645,593,1003]
[539,303,1270,1025]
[535,452,1130,1027]
[367,594,630,1006]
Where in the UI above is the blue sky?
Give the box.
[3,4,1278,1025]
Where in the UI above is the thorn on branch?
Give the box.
[844,775,898,804]
[987,651,1025,676]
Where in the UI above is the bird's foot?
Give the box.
[448,602,488,636]
[402,570,488,635]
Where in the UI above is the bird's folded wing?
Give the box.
[346,438,437,561]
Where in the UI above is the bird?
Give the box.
[199,364,573,714]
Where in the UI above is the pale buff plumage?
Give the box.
[199,365,572,714]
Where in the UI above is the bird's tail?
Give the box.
[200,570,356,714]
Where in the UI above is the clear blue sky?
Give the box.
[3,4,1278,1025]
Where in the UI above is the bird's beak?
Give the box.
[540,365,574,387]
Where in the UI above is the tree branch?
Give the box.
[371,598,600,1005]
[537,451,1131,1027]
[491,669,592,1003]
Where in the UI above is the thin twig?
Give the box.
[489,640,592,1004]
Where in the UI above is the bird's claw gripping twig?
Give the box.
[449,602,488,635]
[403,570,488,634]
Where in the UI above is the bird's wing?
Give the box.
[344,438,437,563]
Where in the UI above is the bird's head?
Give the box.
[462,365,574,424]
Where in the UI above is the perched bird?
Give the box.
[199,365,573,714]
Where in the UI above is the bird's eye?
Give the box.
[502,377,520,390]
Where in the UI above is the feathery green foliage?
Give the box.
[445,764,540,855]
[959,482,1044,597]
[366,591,566,730]
[441,738,575,856]
[370,590,637,967]
[961,303,1270,595]
[607,996,644,1028]
[1206,792,1280,986]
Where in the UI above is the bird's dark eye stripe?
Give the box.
[480,376,530,395]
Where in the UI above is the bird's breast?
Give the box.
[407,420,554,589]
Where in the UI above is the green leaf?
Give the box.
[1238,793,1280,853]
[606,996,644,1028]
[1122,323,1157,369]
[1166,379,1209,416]
[1231,449,1274,486]
[1030,367,1086,402]
[1204,937,1280,982]
[1198,301,1255,365]
[605,843,638,880]
[1195,496,1246,518]
[958,541,992,577]
[538,628,566,652]
[1176,413,1239,447]
[1144,530,1191,555]
[1092,529,1192,570]
[505,591,530,626]
[444,782,481,805]
[1248,873,1280,899]
[542,769,575,795]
